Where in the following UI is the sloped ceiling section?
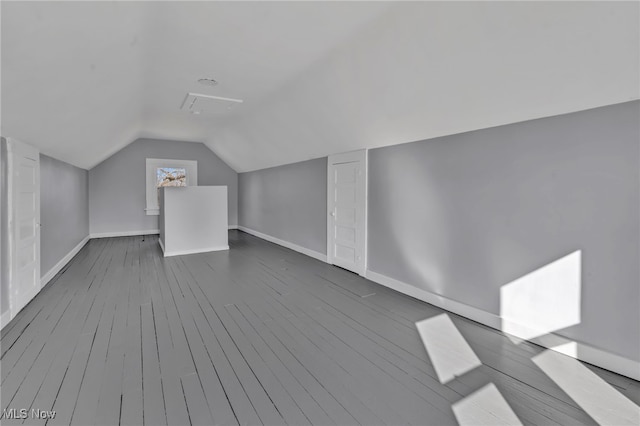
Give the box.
[1,1,149,169]
[1,1,391,170]
[2,2,638,172]
[209,1,640,172]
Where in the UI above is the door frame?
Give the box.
[6,137,41,323]
[327,149,368,276]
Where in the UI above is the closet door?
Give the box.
[8,138,41,320]
[327,150,367,276]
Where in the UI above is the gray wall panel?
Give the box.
[40,154,90,276]
[89,138,238,234]
[239,158,327,255]
[1,138,8,316]
[368,101,640,362]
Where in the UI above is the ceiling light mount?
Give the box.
[198,78,218,87]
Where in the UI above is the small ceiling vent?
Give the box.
[180,92,243,115]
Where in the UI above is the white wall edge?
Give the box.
[228,225,238,230]
[41,235,90,287]
[90,229,160,239]
[1,310,12,330]
[238,226,327,263]
[163,246,229,257]
[365,269,640,381]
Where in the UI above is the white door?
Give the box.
[327,150,367,275]
[7,138,40,319]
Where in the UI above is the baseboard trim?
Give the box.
[238,226,327,263]
[228,225,238,230]
[365,269,640,381]
[158,238,165,254]
[365,270,500,329]
[523,324,640,381]
[41,235,91,287]
[574,342,640,381]
[90,229,160,239]
[162,246,229,257]
[1,310,11,330]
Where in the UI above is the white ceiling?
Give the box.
[2,1,638,172]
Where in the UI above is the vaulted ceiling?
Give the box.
[2,1,638,172]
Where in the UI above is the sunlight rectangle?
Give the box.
[452,383,523,426]
[532,343,640,425]
[500,250,581,342]
[416,314,481,384]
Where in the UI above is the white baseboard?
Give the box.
[524,325,640,381]
[579,344,640,381]
[90,229,160,239]
[159,235,228,257]
[365,269,640,381]
[162,245,229,257]
[41,235,90,287]
[238,226,327,263]
[228,225,238,230]
[0,230,80,330]
[1,310,11,330]
[365,270,500,329]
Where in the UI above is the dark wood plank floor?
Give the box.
[1,231,638,425]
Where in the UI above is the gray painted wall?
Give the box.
[40,154,90,276]
[89,138,238,235]
[239,158,327,255]
[368,101,639,362]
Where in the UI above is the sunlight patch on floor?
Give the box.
[452,383,523,426]
[416,313,481,384]
[532,343,640,425]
